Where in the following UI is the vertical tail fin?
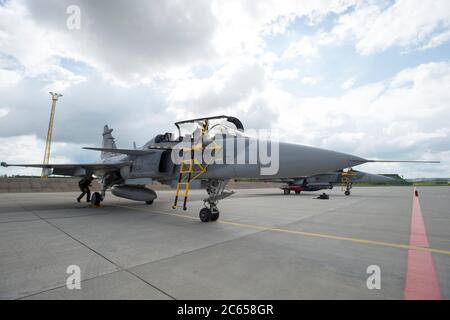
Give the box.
[101,125,118,159]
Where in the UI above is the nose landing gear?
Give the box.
[199,207,220,222]
[199,179,233,222]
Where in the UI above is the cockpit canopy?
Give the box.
[149,116,246,146]
[175,115,245,139]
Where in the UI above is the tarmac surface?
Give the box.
[0,187,448,300]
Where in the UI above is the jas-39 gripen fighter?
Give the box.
[276,169,397,196]
[1,115,439,222]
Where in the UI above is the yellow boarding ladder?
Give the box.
[172,139,207,211]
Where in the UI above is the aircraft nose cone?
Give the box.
[277,142,367,178]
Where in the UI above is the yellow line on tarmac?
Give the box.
[112,204,450,256]
[221,220,450,256]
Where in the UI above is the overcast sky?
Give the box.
[0,0,449,178]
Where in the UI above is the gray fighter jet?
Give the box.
[1,115,438,222]
[276,169,397,196]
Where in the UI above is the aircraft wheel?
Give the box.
[199,208,211,222]
[146,200,154,205]
[284,189,290,195]
[91,192,102,206]
[210,210,220,221]
[295,190,301,194]
[344,190,350,196]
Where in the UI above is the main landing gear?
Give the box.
[87,173,120,207]
[91,192,103,207]
[91,173,122,207]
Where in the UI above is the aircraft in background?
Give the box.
[1,115,439,222]
[274,169,397,196]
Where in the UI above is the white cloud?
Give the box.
[333,0,450,55]
[0,0,217,84]
[270,68,299,81]
[286,0,450,60]
[274,61,450,177]
[284,0,450,61]
[0,2,51,71]
[0,69,21,87]
[167,60,266,116]
[0,0,361,84]
[421,30,450,50]
[212,0,358,57]
[0,135,73,176]
[300,76,319,85]
[342,78,355,90]
[0,108,8,118]
[283,37,320,59]
[41,66,86,93]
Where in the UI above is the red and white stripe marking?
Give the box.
[404,188,441,300]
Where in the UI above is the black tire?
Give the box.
[295,190,301,194]
[146,200,154,205]
[199,208,211,222]
[91,192,102,206]
[210,210,220,221]
[283,189,290,195]
[344,190,350,196]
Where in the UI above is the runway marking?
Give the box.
[404,188,441,300]
[112,204,450,257]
